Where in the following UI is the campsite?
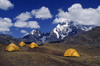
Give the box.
[0,42,100,66]
[1,0,100,66]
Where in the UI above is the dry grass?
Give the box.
[0,43,100,66]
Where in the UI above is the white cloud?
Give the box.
[28,21,40,28]
[0,0,14,10]
[14,12,32,21]
[14,20,40,28]
[53,3,100,26]
[16,28,18,30]
[31,6,53,19]
[2,31,13,34]
[0,17,13,32]
[20,30,27,34]
[14,20,28,28]
[53,18,68,24]
[14,11,40,29]
[14,6,52,29]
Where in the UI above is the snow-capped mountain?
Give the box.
[20,21,96,43]
[53,21,95,39]
[44,21,95,43]
[20,29,42,42]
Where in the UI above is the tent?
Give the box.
[30,42,36,44]
[5,43,20,51]
[64,48,80,57]
[18,41,26,46]
[28,42,38,48]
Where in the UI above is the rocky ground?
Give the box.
[0,43,100,66]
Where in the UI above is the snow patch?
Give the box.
[60,28,72,39]
[72,21,79,29]
[73,32,75,34]
[61,34,66,39]
[81,26,93,31]
[83,26,92,31]
[38,34,41,36]
[53,28,59,38]
[67,28,72,33]
[41,36,48,42]
[21,33,29,38]
[56,22,68,32]
[81,28,85,31]
[31,30,36,34]
[53,22,69,38]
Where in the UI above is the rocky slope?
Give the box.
[60,26,100,45]
[0,34,21,44]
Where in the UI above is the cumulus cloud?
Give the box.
[14,20,40,28]
[16,28,18,30]
[14,20,28,28]
[0,0,14,10]
[2,32,13,34]
[14,6,52,29]
[0,17,13,32]
[53,3,100,26]
[14,11,40,29]
[14,12,32,21]
[53,18,68,24]
[28,21,40,28]
[20,30,27,34]
[31,6,53,19]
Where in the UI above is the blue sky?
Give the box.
[0,0,100,38]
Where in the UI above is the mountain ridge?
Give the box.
[60,26,100,45]
[0,34,21,44]
[20,21,96,43]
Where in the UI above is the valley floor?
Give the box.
[0,43,100,66]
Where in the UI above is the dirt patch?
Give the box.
[62,58,89,66]
[28,47,64,56]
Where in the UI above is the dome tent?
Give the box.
[64,48,80,57]
[5,43,20,51]
[28,42,38,48]
[18,41,26,46]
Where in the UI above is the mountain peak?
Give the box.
[31,30,36,35]
[68,21,79,26]
[60,22,67,25]
[53,21,96,39]
[36,29,40,31]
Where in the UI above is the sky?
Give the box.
[0,0,100,38]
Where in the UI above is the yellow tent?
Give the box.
[64,48,80,57]
[28,42,38,48]
[18,41,26,46]
[5,43,20,51]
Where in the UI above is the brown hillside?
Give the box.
[61,26,100,45]
[0,43,100,66]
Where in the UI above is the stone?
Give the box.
[92,63,99,66]
[97,62,100,64]
[83,60,88,63]
[88,47,91,49]
[2,48,5,49]
[13,56,17,59]
[94,56,99,58]
[57,58,60,60]
[32,56,34,58]
[96,46,99,48]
